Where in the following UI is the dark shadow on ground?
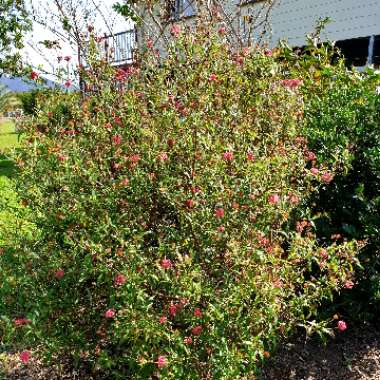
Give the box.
[261,324,380,380]
[0,154,16,178]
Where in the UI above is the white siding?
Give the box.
[250,0,380,46]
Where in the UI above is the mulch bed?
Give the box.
[261,323,380,380]
[3,323,380,379]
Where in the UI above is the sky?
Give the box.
[22,0,131,80]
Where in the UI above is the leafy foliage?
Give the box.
[0,30,359,378]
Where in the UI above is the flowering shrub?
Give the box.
[0,30,358,378]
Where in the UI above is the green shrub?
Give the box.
[0,31,358,378]
[301,63,380,321]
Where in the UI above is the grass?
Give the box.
[0,118,19,177]
[0,118,24,246]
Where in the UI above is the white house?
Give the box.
[106,0,380,67]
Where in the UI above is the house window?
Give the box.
[170,0,196,19]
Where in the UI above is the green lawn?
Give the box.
[0,118,18,177]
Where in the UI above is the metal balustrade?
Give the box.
[101,28,137,65]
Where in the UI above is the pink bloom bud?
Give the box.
[319,248,328,260]
[104,309,116,318]
[337,320,347,332]
[264,49,273,57]
[64,80,72,88]
[170,24,181,37]
[146,39,154,49]
[19,351,31,364]
[193,308,202,318]
[191,325,203,336]
[30,71,39,80]
[159,316,168,324]
[217,225,225,233]
[161,258,172,270]
[112,134,122,145]
[183,336,193,345]
[223,151,234,161]
[305,151,317,161]
[321,172,333,184]
[344,280,354,289]
[114,274,126,286]
[169,304,178,317]
[104,122,112,130]
[247,152,254,161]
[57,154,68,162]
[268,194,280,205]
[157,152,168,162]
[310,167,319,176]
[209,73,218,82]
[155,355,168,368]
[14,318,31,327]
[214,208,225,218]
[121,178,129,186]
[288,193,300,205]
[218,26,226,35]
[54,269,65,279]
[64,56,71,62]
[185,199,195,208]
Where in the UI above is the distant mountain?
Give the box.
[0,75,62,93]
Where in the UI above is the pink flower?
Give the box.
[112,134,122,145]
[264,49,273,57]
[14,318,31,327]
[114,274,126,286]
[104,122,112,130]
[19,351,31,364]
[218,26,226,35]
[305,151,317,161]
[129,154,141,163]
[191,325,203,336]
[321,172,333,184]
[155,355,168,368]
[310,167,319,176]
[157,152,168,162]
[54,269,65,279]
[183,336,193,345]
[223,151,234,161]
[170,24,181,37]
[281,78,303,89]
[193,308,202,318]
[159,316,168,324]
[209,73,218,82]
[319,248,328,260]
[146,39,154,49]
[268,194,280,205]
[64,80,72,88]
[161,258,172,270]
[214,208,225,218]
[217,226,225,233]
[120,178,129,186]
[185,199,195,208]
[337,320,347,332]
[115,68,127,81]
[344,280,354,289]
[169,304,178,317]
[247,152,254,161]
[104,309,116,318]
[57,154,68,162]
[288,193,300,205]
[64,56,71,62]
[30,71,39,80]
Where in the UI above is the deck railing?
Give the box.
[101,28,137,65]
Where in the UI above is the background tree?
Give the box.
[0,0,31,76]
